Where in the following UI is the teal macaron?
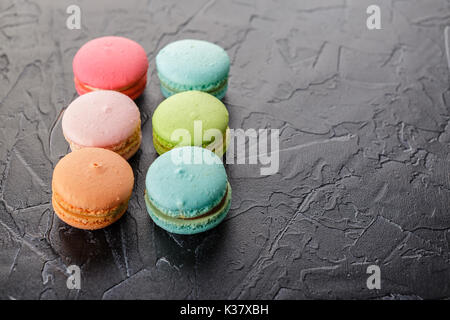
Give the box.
[156,39,230,99]
[145,146,231,234]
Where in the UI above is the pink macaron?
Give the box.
[73,36,149,100]
[62,90,142,160]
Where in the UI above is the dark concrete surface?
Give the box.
[0,0,449,300]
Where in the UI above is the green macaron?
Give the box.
[152,91,229,156]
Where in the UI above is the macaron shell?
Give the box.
[145,147,228,218]
[152,91,229,148]
[156,39,229,87]
[52,148,134,210]
[73,36,148,90]
[62,90,141,148]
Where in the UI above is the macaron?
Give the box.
[145,146,231,234]
[62,90,141,160]
[52,148,134,230]
[152,91,229,156]
[73,36,148,100]
[156,39,230,99]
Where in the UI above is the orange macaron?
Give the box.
[52,148,134,230]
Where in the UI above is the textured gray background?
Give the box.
[0,0,449,300]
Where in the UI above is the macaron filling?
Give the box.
[179,186,229,220]
[144,183,231,233]
[158,73,228,97]
[67,124,142,160]
[74,73,147,100]
[52,192,129,229]
[152,127,229,156]
[53,192,129,218]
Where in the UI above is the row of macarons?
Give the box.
[52,145,231,235]
[52,36,232,235]
[73,36,230,100]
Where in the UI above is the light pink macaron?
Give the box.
[62,90,141,160]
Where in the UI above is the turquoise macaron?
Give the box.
[156,39,230,99]
[145,146,231,234]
